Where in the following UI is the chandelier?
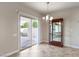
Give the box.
[42,2,53,21]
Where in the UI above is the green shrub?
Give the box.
[33,21,38,28]
[21,22,29,28]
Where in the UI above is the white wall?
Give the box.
[49,7,79,48]
[0,3,42,56]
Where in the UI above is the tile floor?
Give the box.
[9,43,79,57]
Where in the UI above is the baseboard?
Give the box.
[40,42,48,44]
[1,49,20,57]
[64,44,79,49]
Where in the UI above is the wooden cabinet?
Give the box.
[49,18,63,47]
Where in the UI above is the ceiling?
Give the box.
[24,2,79,15]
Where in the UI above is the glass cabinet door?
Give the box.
[53,22,61,42]
[49,21,52,42]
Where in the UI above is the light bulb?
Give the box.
[50,17,53,20]
[46,14,49,21]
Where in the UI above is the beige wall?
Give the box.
[41,20,49,42]
[0,3,42,56]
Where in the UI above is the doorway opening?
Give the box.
[19,16,40,49]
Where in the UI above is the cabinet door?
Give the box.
[49,18,63,47]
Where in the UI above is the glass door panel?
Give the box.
[20,16,31,49]
[49,21,52,41]
[53,22,61,42]
[32,20,39,45]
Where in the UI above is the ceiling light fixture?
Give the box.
[42,2,53,21]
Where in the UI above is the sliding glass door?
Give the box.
[20,16,40,49]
